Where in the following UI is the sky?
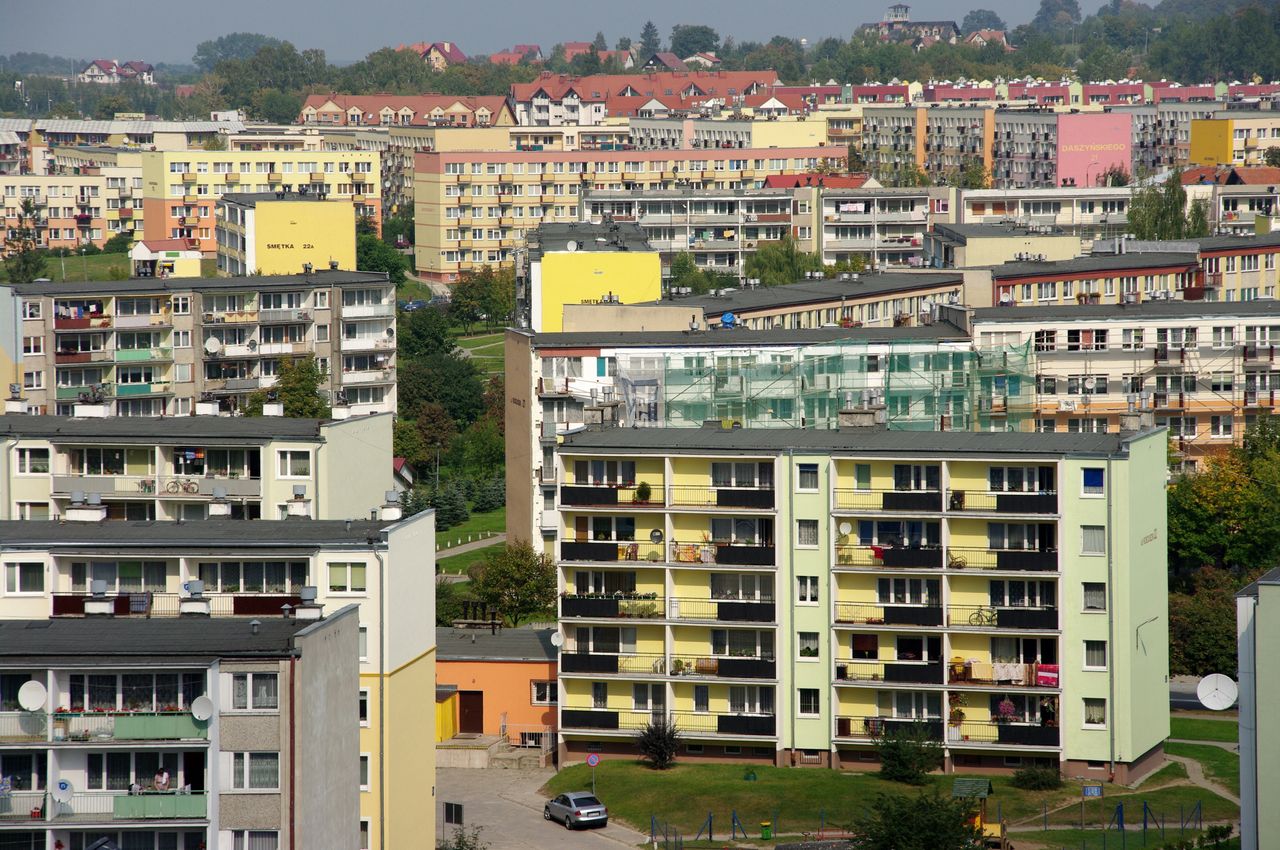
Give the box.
[0,0,1113,66]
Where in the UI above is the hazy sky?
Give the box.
[0,0,1111,65]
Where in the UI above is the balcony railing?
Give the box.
[50,474,261,499]
[834,545,943,569]
[0,790,48,821]
[116,383,171,397]
[559,484,665,508]
[668,486,775,510]
[54,790,208,821]
[669,541,775,567]
[51,592,303,618]
[834,488,943,512]
[833,602,944,627]
[670,655,776,679]
[945,548,1058,572]
[560,708,776,736]
[945,605,1058,630]
[834,715,944,741]
[559,594,664,619]
[949,720,1060,747]
[558,651,776,679]
[53,711,208,742]
[341,303,395,319]
[0,711,47,742]
[946,491,1057,514]
[949,660,1059,689]
[833,660,944,684]
[54,315,112,330]
[559,541,666,563]
[560,652,668,675]
[115,348,172,362]
[258,308,313,324]
[667,597,775,623]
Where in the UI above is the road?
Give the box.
[436,767,647,850]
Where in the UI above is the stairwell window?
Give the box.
[230,752,280,790]
[230,673,278,711]
[1083,698,1107,728]
[1080,526,1105,556]
[276,450,311,478]
[1082,582,1107,611]
[1084,641,1107,671]
[1081,468,1104,496]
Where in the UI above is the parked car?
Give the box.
[544,792,608,830]
[398,300,426,312]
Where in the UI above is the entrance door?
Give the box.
[459,690,484,734]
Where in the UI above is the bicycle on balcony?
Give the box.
[968,607,998,626]
[165,479,200,494]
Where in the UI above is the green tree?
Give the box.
[460,416,504,477]
[397,305,454,359]
[616,36,632,51]
[875,721,944,785]
[1128,171,1202,241]
[381,211,414,247]
[853,791,983,850]
[193,32,284,72]
[251,88,302,123]
[102,231,133,254]
[1266,147,1280,168]
[1099,164,1130,187]
[243,356,331,418]
[356,234,408,284]
[592,32,608,52]
[1031,0,1082,32]
[639,21,662,54]
[961,9,1006,33]
[744,234,824,286]
[950,158,989,189]
[3,198,47,284]
[435,575,473,626]
[669,25,720,58]
[1169,567,1249,677]
[637,717,681,769]
[392,417,430,469]
[431,482,471,530]
[468,541,556,626]
[397,354,484,425]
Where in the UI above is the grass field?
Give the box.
[436,507,505,551]
[398,277,436,303]
[0,254,217,282]
[436,542,501,575]
[1170,715,1239,743]
[1014,828,1239,850]
[1166,742,1241,797]
[456,331,505,375]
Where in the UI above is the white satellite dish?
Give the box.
[203,337,223,355]
[50,779,73,804]
[838,521,853,536]
[190,695,215,722]
[1196,674,1238,711]
[549,632,565,648]
[1083,377,1097,390]
[565,240,578,252]
[17,680,46,712]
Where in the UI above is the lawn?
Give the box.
[398,277,436,303]
[1166,742,1240,796]
[1043,782,1237,828]
[1013,827,1238,850]
[0,254,217,282]
[436,507,505,551]
[436,542,501,575]
[1170,715,1239,743]
[543,761,1084,835]
[455,331,505,375]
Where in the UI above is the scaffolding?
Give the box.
[613,338,1036,432]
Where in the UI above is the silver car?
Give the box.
[544,791,608,830]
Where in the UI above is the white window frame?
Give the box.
[276,450,312,478]
[15,448,50,475]
[229,751,280,791]
[1080,525,1105,556]
[359,688,370,726]
[532,680,558,705]
[795,463,819,491]
[1082,698,1107,729]
[795,519,820,549]
[229,830,280,850]
[796,575,819,606]
[359,753,370,791]
[1083,640,1107,671]
[4,562,44,595]
[797,688,820,716]
[228,672,279,711]
[1082,582,1107,612]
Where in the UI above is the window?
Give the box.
[230,673,279,710]
[798,689,820,716]
[277,450,311,478]
[328,562,367,593]
[22,336,42,355]
[796,576,819,605]
[22,371,43,390]
[172,296,190,315]
[231,831,280,850]
[21,301,40,319]
[1084,641,1107,670]
[797,632,819,659]
[4,563,43,594]
[359,754,370,790]
[16,448,49,474]
[592,682,608,709]
[1082,582,1107,611]
[359,689,369,725]
[1083,698,1107,728]
[532,681,558,705]
[1081,526,1105,555]
[358,626,368,661]
[360,821,370,850]
[693,684,709,713]
[1082,468,1104,496]
[231,752,280,790]
[797,463,819,490]
[1211,415,1233,439]
[796,519,819,548]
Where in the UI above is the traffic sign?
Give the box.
[1082,784,1104,798]
[586,753,600,767]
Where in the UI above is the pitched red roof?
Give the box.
[138,238,198,253]
[511,70,779,106]
[1181,166,1225,185]
[489,52,526,66]
[299,93,510,126]
[764,173,873,189]
[427,42,467,63]
[1229,167,1280,185]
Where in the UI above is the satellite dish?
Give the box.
[1083,377,1097,390]
[565,240,578,252]
[649,529,664,543]
[549,632,565,648]
[51,779,73,804]
[721,312,736,327]
[190,695,215,722]
[838,521,853,536]
[1196,674,1238,711]
[17,680,46,712]
[203,337,222,355]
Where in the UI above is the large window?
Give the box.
[276,450,311,478]
[230,673,279,710]
[70,561,167,593]
[232,832,280,850]
[231,752,280,790]
[711,629,773,659]
[328,562,368,593]
[15,448,49,474]
[197,561,307,594]
[67,672,204,712]
[728,685,773,714]
[4,563,43,594]
[532,681,558,705]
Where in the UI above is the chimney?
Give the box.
[208,486,232,518]
[379,490,402,522]
[330,404,351,421]
[179,579,212,616]
[286,485,311,518]
[84,579,114,616]
[65,492,108,523]
[262,402,285,417]
[837,391,888,430]
[292,585,323,621]
[72,402,109,418]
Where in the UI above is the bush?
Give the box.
[431,483,471,531]
[637,716,680,769]
[1011,765,1062,790]
[471,476,506,513]
[875,722,943,785]
[102,232,133,254]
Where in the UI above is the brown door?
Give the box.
[574,516,589,541]
[459,691,484,734]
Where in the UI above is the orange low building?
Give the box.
[436,626,557,739]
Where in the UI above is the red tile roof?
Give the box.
[1229,167,1280,185]
[511,70,780,106]
[764,173,873,189]
[299,93,510,126]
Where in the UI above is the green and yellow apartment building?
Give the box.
[549,424,1169,780]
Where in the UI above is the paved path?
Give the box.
[436,767,649,850]
[1162,751,1241,806]
[438,535,505,583]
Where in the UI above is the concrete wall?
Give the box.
[319,412,394,519]
[533,251,662,333]
[561,304,692,333]
[218,659,288,836]
[505,330,536,546]
[1056,113,1133,189]
[252,200,357,276]
[436,658,556,734]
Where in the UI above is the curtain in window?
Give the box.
[1084,700,1106,725]
[694,685,709,713]
[122,674,153,711]
[106,752,132,790]
[252,675,279,710]
[232,675,249,710]
[329,564,348,592]
[181,673,204,708]
[88,675,116,711]
[1085,642,1107,668]
[729,686,745,713]
[249,753,279,789]
[1083,584,1106,610]
[264,562,287,594]
[1082,526,1106,554]
[245,831,280,850]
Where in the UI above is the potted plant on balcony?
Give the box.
[634,480,652,504]
[996,697,1018,724]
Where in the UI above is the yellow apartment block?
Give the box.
[216,192,357,276]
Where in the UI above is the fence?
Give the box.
[1027,798,1215,849]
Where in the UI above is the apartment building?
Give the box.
[956,187,1132,245]
[990,111,1132,191]
[0,607,358,850]
[972,300,1280,466]
[9,119,245,176]
[1114,101,1225,172]
[412,146,841,282]
[1237,567,1280,850]
[1,173,115,250]
[509,71,778,127]
[52,147,147,240]
[1188,115,1280,167]
[0,412,392,521]
[626,116,831,151]
[298,93,516,128]
[925,223,1083,270]
[215,192,357,276]
[546,424,1168,779]
[5,271,396,417]
[986,253,1201,308]
[140,150,381,255]
[818,185,941,268]
[0,512,437,850]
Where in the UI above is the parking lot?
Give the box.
[435,768,648,850]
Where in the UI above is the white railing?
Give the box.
[0,711,47,742]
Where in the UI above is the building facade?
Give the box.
[1237,567,1280,850]
[215,192,357,277]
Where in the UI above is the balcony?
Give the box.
[835,715,942,741]
[945,548,1058,572]
[115,348,172,363]
[258,308,312,324]
[560,652,668,675]
[667,486,775,510]
[257,342,309,356]
[834,660,945,685]
[341,336,395,352]
[945,605,1058,630]
[56,384,115,400]
[949,660,1059,689]
[559,484,665,508]
[834,602,944,627]
[114,312,171,329]
[55,350,112,364]
[341,368,392,385]
[667,597,775,623]
[115,383,170,397]
[947,490,1056,514]
[54,315,112,330]
[559,541,665,563]
[834,545,943,569]
[0,711,47,743]
[834,488,942,512]
[52,711,208,742]
[54,791,208,822]
[201,310,258,325]
[51,592,302,618]
[50,474,262,499]
[561,709,775,737]
[669,541,775,567]
[560,594,664,619]
[341,303,395,319]
[949,720,1060,747]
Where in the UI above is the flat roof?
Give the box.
[531,323,969,349]
[990,253,1197,279]
[1197,232,1280,252]
[436,626,557,662]
[933,222,1071,243]
[648,273,964,317]
[220,192,347,207]
[0,519,396,550]
[0,414,355,444]
[559,426,1138,457]
[528,222,653,259]
[6,270,388,297]
[972,300,1280,323]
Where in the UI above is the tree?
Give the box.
[1099,164,1130,187]
[393,418,430,469]
[251,88,302,123]
[639,21,662,54]
[356,234,408,284]
[853,791,984,850]
[436,575,472,626]
[468,541,556,626]
[961,9,1007,33]
[1266,147,1280,168]
[1187,198,1211,238]
[244,356,331,418]
[102,231,133,254]
[397,305,454,360]
[431,482,471,530]
[193,32,284,72]
[875,722,943,784]
[744,235,824,286]
[616,36,632,51]
[950,158,989,189]
[460,416,504,477]
[1031,0,1082,32]
[3,198,47,284]
[1128,171,1202,241]
[669,25,719,58]
[637,717,681,769]
[416,402,458,452]
[592,32,608,52]
[1169,567,1248,677]
[397,354,484,425]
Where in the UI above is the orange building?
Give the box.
[436,626,557,738]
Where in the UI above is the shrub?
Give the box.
[102,232,133,254]
[471,476,506,513]
[637,716,680,769]
[635,480,652,502]
[875,722,943,785]
[1012,765,1063,790]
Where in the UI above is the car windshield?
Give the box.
[573,795,602,806]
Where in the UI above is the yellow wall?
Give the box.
[1190,119,1233,166]
[959,235,1082,267]
[435,691,458,742]
[536,251,661,333]
[751,121,827,148]
[253,201,357,274]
